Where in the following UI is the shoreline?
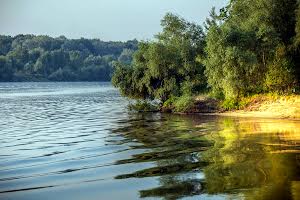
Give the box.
[199,111,300,120]
[174,111,300,120]
[174,94,300,120]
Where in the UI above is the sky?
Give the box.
[0,0,228,41]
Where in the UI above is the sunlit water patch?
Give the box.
[0,82,300,200]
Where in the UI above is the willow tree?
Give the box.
[204,0,298,100]
[112,13,207,103]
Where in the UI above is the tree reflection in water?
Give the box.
[112,113,300,200]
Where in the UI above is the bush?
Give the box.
[221,93,281,111]
[127,100,159,112]
[207,90,225,100]
[162,95,195,112]
[221,99,239,110]
[173,95,195,112]
[162,96,176,110]
[265,46,295,93]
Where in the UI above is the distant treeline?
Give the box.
[0,35,138,81]
[112,0,300,111]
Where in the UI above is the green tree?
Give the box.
[112,13,207,104]
[0,34,137,82]
[118,48,135,64]
[0,56,13,81]
[204,0,298,100]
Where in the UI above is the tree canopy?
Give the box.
[204,0,299,99]
[0,35,138,81]
[113,0,300,108]
[112,13,207,103]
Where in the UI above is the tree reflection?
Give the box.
[202,118,300,200]
[112,114,300,200]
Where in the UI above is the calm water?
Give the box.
[0,82,300,200]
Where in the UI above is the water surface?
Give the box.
[0,82,300,200]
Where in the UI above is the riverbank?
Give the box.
[192,94,300,119]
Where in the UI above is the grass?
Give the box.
[219,93,300,119]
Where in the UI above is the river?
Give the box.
[0,82,299,200]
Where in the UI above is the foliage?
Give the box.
[173,95,195,113]
[219,92,299,111]
[221,99,240,110]
[265,45,295,92]
[0,35,138,81]
[112,13,207,104]
[204,0,299,101]
[162,96,177,110]
[118,48,135,64]
[162,95,195,113]
[127,100,159,112]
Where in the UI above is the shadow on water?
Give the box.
[112,113,300,200]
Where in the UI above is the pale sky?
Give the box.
[0,0,228,41]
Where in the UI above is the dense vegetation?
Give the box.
[0,35,137,81]
[112,0,300,111]
[112,13,207,111]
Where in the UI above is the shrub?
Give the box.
[127,100,159,112]
[221,99,239,110]
[173,95,195,112]
[162,96,176,110]
[265,46,295,93]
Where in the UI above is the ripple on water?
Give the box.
[1,82,300,200]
